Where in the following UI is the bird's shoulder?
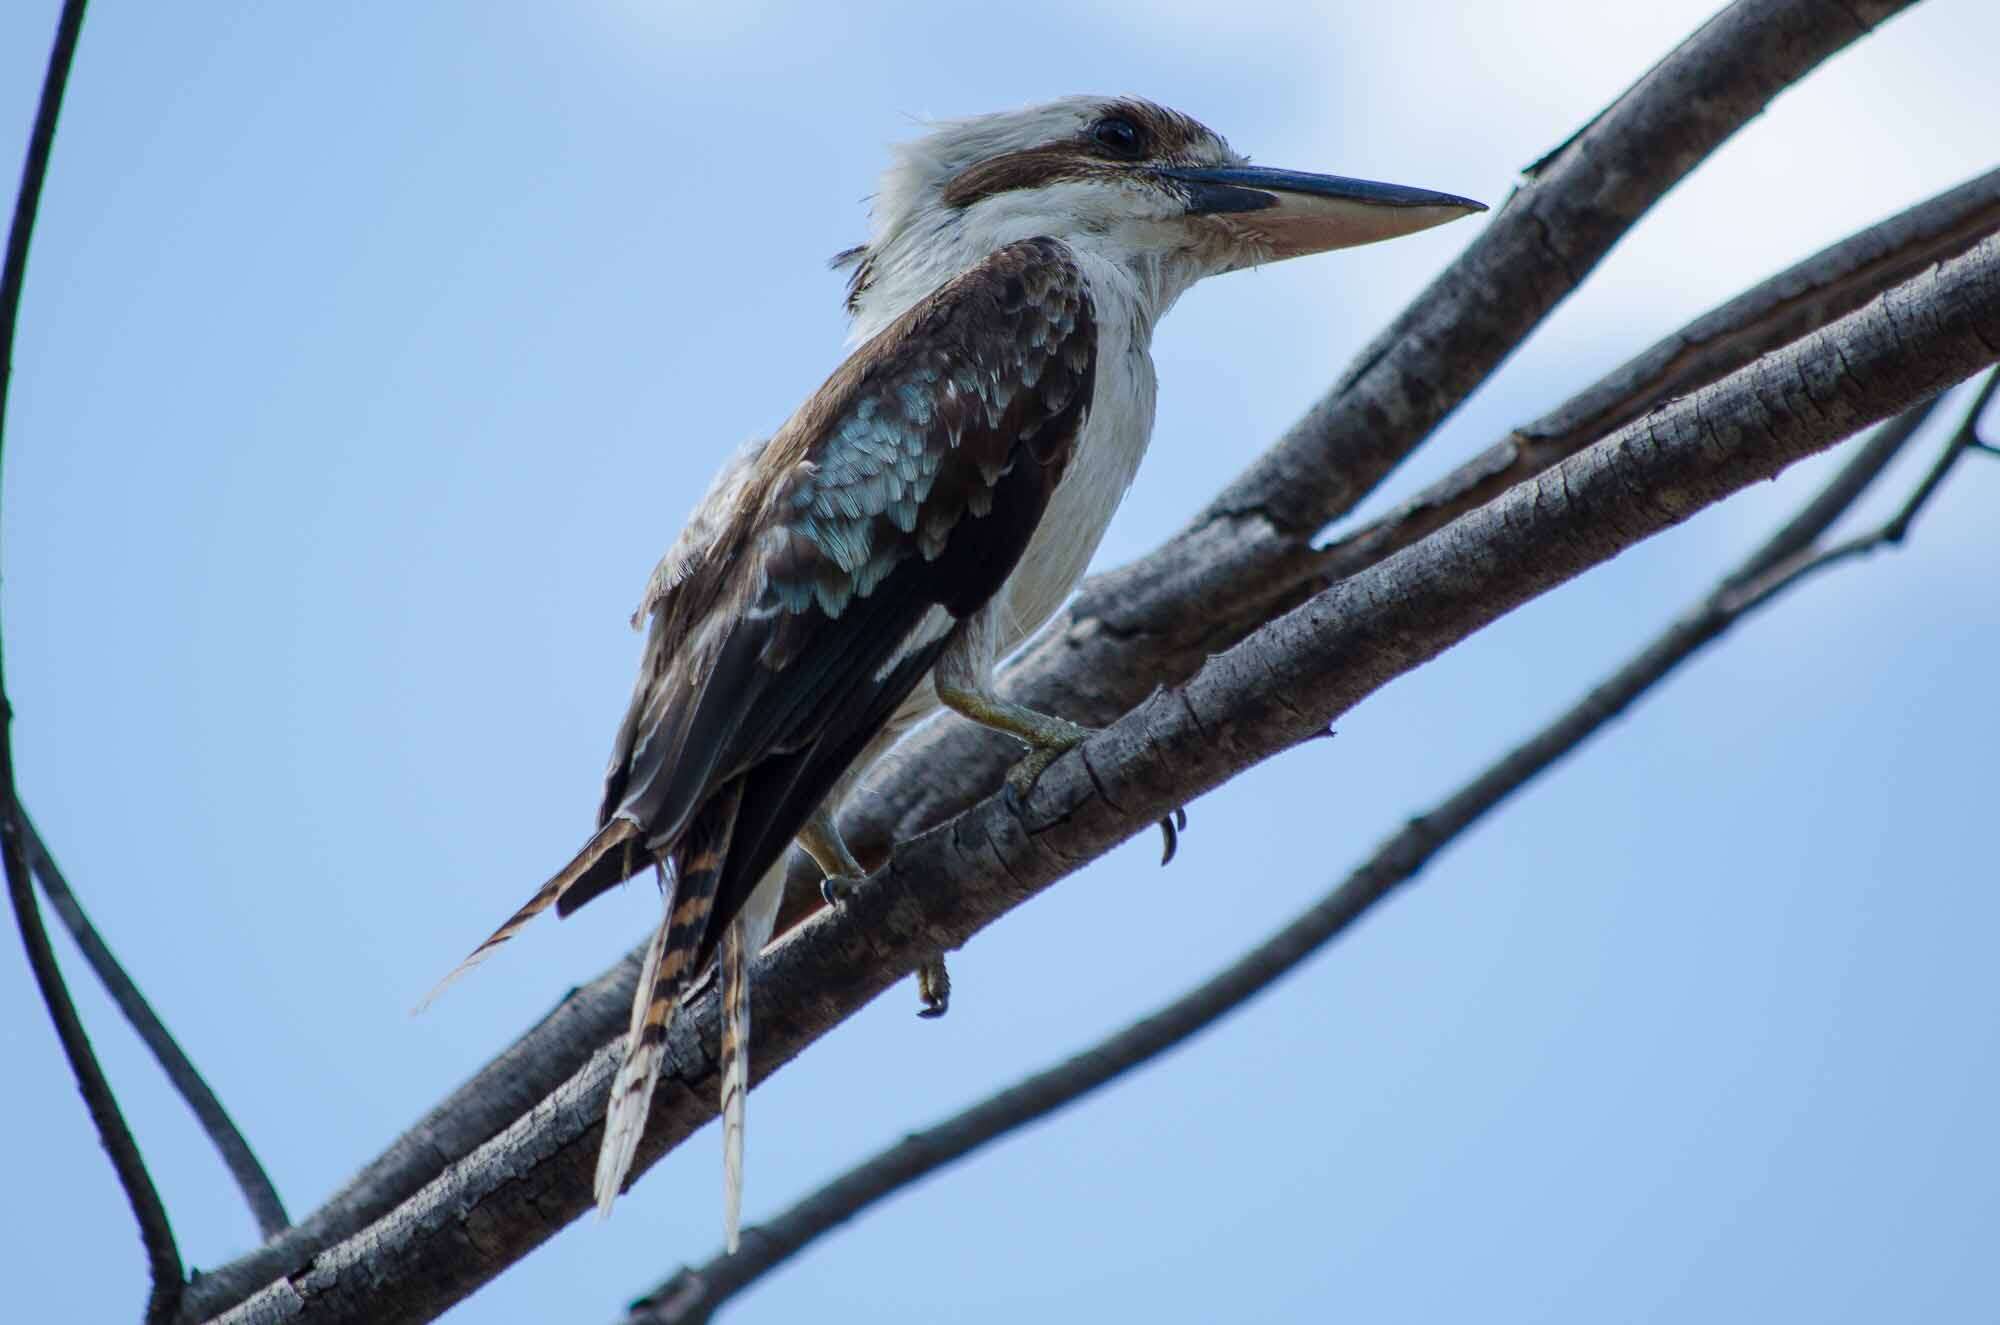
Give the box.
[593,240,1098,858]
[644,237,1098,638]
[631,435,769,629]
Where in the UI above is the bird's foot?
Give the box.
[819,872,861,909]
[801,807,870,910]
[990,712,1187,863]
[915,954,951,1018]
[1002,714,1097,805]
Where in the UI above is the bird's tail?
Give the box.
[414,817,642,1014]
[720,913,750,1253]
[595,873,676,1218]
[594,780,743,1217]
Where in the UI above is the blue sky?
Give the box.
[3,3,1996,1321]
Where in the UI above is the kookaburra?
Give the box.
[424,96,1481,1251]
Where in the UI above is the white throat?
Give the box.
[844,205,1207,348]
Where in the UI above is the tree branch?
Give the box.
[24,811,291,1237]
[200,227,2000,1325]
[623,385,1963,1325]
[1719,369,1999,615]
[1314,166,2000,590]
[775,1,1960,931]
[169,8,1954,1317]
[2,3,185,1321]
[1206,0,1919,534]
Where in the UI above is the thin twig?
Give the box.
[622,388,1966,1324]
[1,3,185,1321]
[1721,370,2000,616]
[24,811,291,1237]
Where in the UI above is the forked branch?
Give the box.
[630,380,1991,1322]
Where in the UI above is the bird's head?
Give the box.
[838,95,1484,339]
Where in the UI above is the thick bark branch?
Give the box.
[204,230,2000,1325]
[777,154,1999,935]
[623,388,1961,1325]
[170,7,1950,1316]
[1315,167,2000,589]
[1207,0,1916,533]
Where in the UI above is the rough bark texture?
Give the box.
[776,157,1994,934]
[1314,167,2000,587]
[1206,0,1916,532]
[624,394,1954,1325]
[772,0,1946,928]
[206,232,2000,1325]
[169,4,1946,1318]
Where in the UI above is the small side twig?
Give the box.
[2,3,184,1321]
[24,812,291,1237]
[624,387,1970,1325]
[1721,369,2000,615]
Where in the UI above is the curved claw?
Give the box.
[916,955,951,1018]
[820,874,857,908]
[1158,805,1189,866]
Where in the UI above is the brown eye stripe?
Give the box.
[939,99,1218,211]
[941,147,1104,209]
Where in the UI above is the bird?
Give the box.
[421,95,1483,1252]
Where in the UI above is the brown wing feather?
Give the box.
[564,236,1097,925]
[432,238,1096,1019]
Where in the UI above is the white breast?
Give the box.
[996,250,1157,653]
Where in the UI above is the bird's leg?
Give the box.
[798,807,868,908]
[936,681,1188,863]
[799,807,949,1016]
[934,682,1094,802]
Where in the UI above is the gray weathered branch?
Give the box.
[170,6,1949,1317]
[1719,370,1997,614]
[206,225,2000,1325]
[1313,166,2000,590]
[1207,0,1918,533]
[622,381,1971,1325]
[775,0,1955,930]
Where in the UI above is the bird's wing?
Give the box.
[588,236,1099,1221]
[581,235,1099,932]
[628,435,771,630]
[425,237,1098,1001]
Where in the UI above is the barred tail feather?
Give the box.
[596,886,675,1218]
[720,913,750,1254]
[594,781,742,1218]
[414,817,642,1014]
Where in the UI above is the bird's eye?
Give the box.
[1090,116,1147,159]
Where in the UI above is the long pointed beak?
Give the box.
[1160,165,1485,256]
